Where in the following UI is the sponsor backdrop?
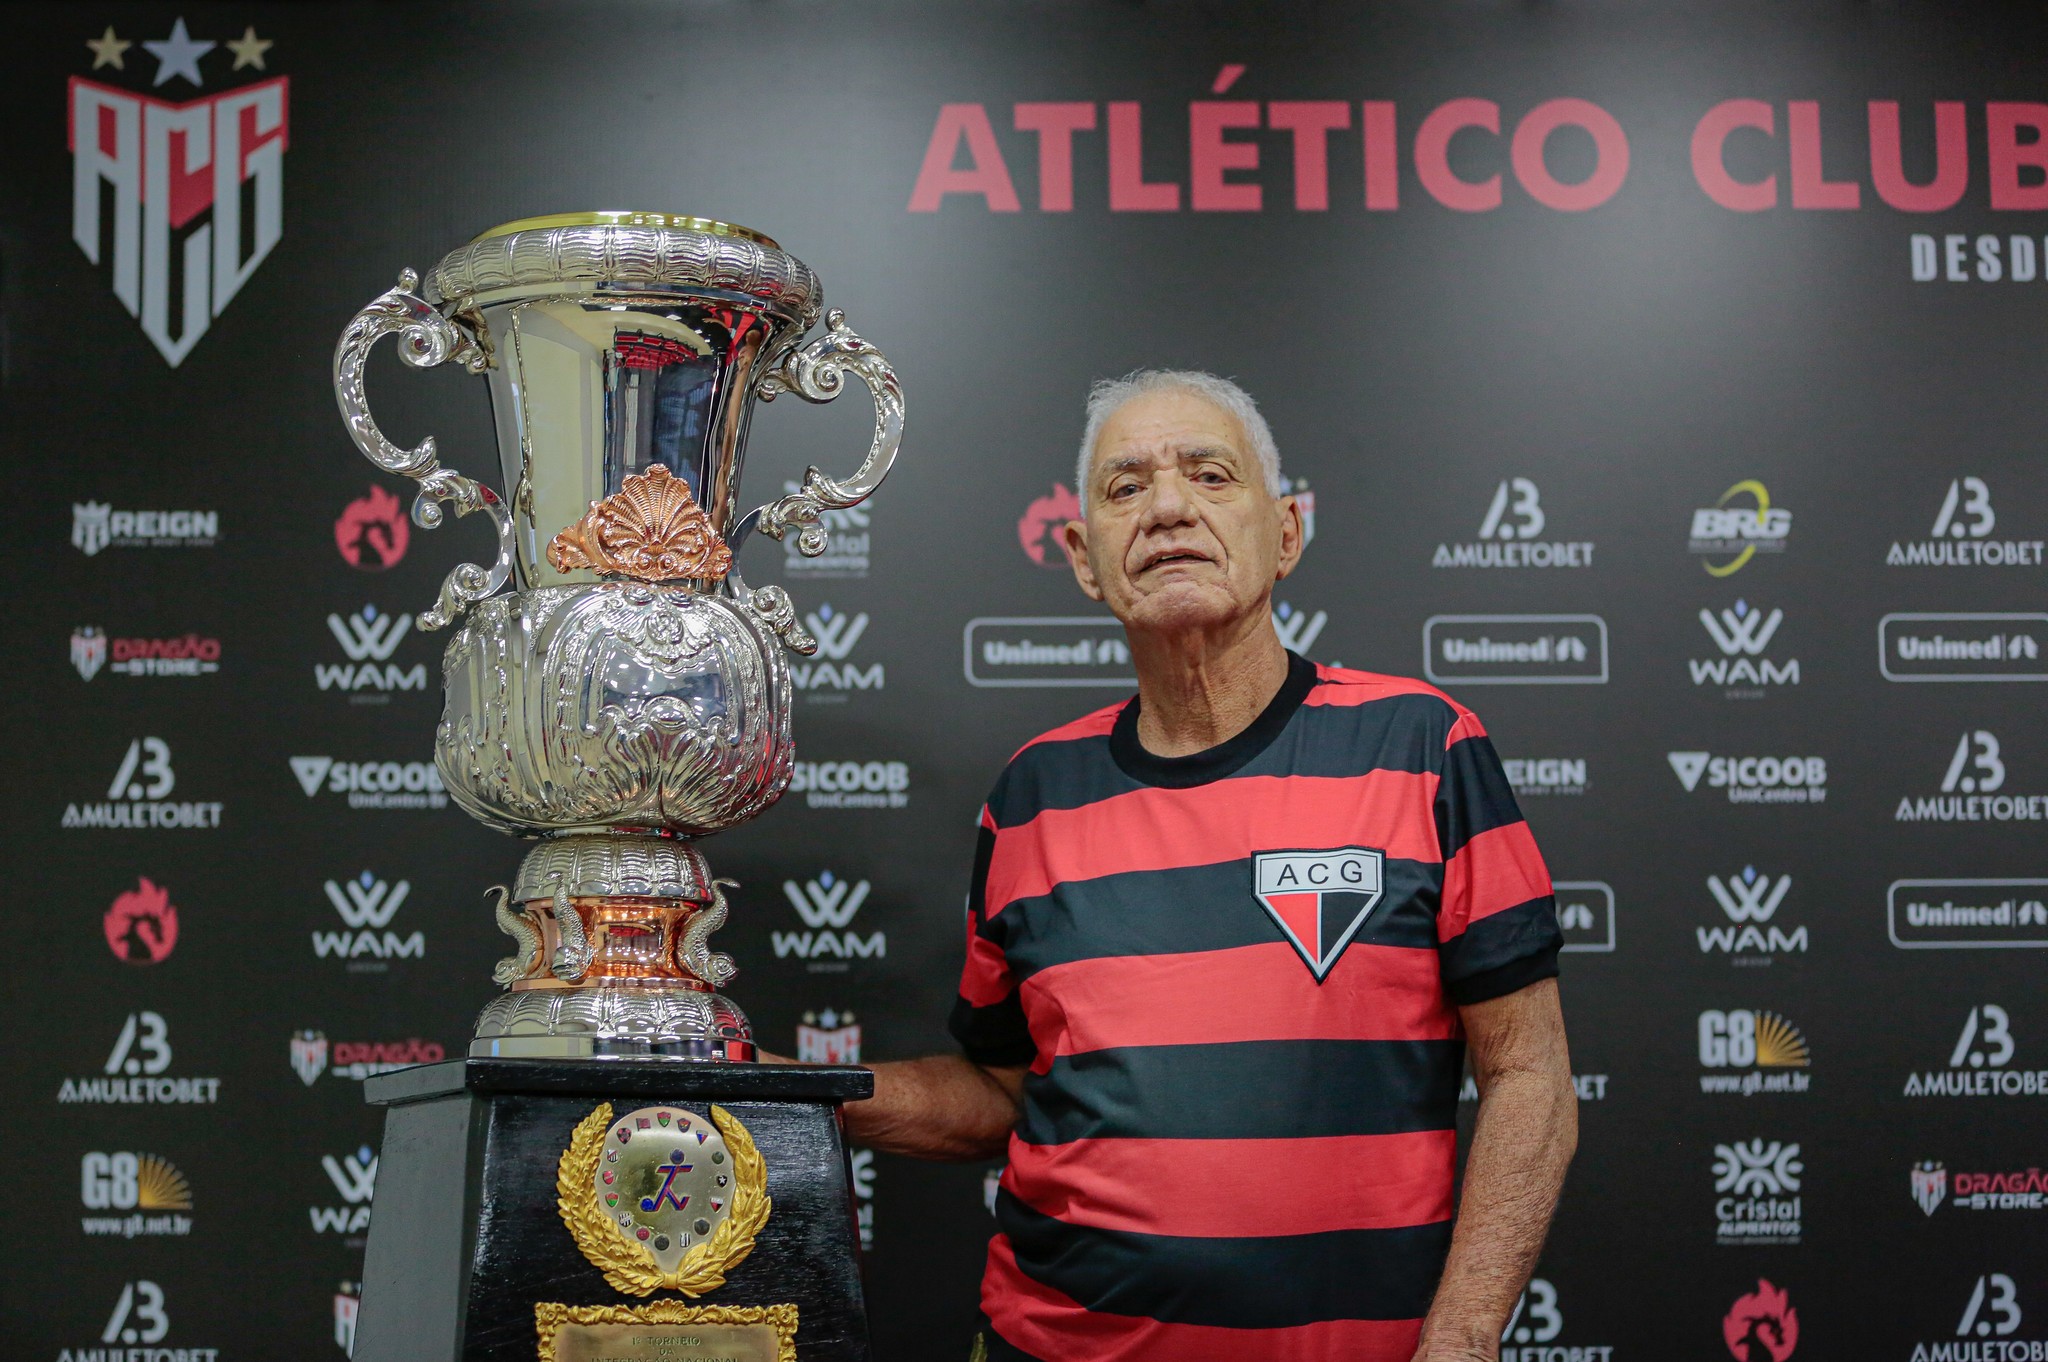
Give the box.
[2,2,2044,1359]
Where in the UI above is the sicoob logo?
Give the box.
[1251,848,1386,981]
[70,19,286,366]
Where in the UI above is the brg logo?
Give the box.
[1689,480,1791,577]
[103,877,179,965]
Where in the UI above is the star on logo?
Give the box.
[225,25,272,71]
[86,26,131,70]
[143,17,215,87]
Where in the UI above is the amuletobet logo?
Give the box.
[1252,848,1386,981]
[1690,480,1792,577]
[70,18,286,366]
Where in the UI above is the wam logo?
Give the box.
[310,1146,377,1236]
[775,871,886,970]
[315,872,423,971]
[1897,730,2048,823]
[1903,1004,2048,1098]
[1699,867,1808,959]
[1271,600,1328,652]
[1432,478,1595,568]
[1887,476,2043,567]
[791,604,883,696]
[318,605,425,701]
[1692,600,1799,696]
[1713,1138,1804,1244]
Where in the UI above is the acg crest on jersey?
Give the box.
[1252,847,1386,981]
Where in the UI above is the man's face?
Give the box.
[1063,389,1302,636]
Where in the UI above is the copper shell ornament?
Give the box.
[546,465,734,582]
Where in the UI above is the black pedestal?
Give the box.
[354,1058,875,1362]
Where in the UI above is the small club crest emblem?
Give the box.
[71,626,108,680]
[290,1029,329,1086]
[1911,1160,1947,1216]
[1252,847,1386,982]
[557,1102,770,1296]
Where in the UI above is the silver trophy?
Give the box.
[333,212,901,1060]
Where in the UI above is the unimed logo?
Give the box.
[1881,613,2048,683]
[1669,751,1827,805]
[1424,614,1608,684]
[1554,882,1614,952]
[1889,879,2048,950]
[964,616,1133,687]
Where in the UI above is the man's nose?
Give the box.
[1140,471,1198,530]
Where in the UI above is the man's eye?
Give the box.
[1110,482,1140,499]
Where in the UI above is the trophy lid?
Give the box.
[471,211,780,250]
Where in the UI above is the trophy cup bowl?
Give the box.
[333,211,902,1061]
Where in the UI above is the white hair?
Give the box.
[1076,369,1285,512]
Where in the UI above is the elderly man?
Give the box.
[843,370,1576,1362]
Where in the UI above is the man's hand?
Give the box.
[1412,978,1577,1362]
[838,1054,1026,1162]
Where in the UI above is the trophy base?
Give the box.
[353,1057,874,1362]
[472,984,755,1061]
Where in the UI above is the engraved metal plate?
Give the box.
[536,1302,797,1362]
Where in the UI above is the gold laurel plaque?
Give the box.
[556,1102,772,1297]
[535,1301,798,1362]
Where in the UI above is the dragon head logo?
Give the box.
[1017,482,1081,569]
[1723,1279,1799,1362]
[335,486,410,571]
[103,877,179,964]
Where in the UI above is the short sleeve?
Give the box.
[1432,709,1563,1005]
[947,809,1037,1066]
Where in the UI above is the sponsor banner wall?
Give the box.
[3,3,2045,1358]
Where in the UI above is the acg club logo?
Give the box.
[70,19,286,366]
[335,486,411,570]
[1689,480,1792,577]
[1017,482,1080,569]
[103,877,179,965]
[797,1009,861,1063]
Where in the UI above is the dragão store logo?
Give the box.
[1432,477,1595,569]
[1712,1138,1804,1245]
[1505,757,1589,798]
[1668,751,1827,805]
[70,627,220,681]
[1690,480,1791,577]
[58,1011,219,1105]
[289,1030,445,1085]
[1698,1009,1812,1095]
[70,17,285,366]
[1699,866,1808,962]
[61,1279,219,1362]
[290,755,448,810]
[791,603,883,698]
[318,605,425,702]
[336,486,410,570]
[315,871,423,972]
[80,1152,193,1238]
[1723,1280,1798,1362]
[1692,600,1799,698]
[776,871,886,970]
[1908,1272,2048,1362]
[1897,730,2048,823]
[1500,1277,1610,1362]
[309,1145,377,1239]
[791,759,911,810]
[1888,476,2043,568]
[72,503,218,556]
[63,737,222,829]
[1903,1005,2048,1099]
[787,481,874,577]
[796,1009,861,1064]
[1912,1160,2048,1216]
[104,877,179,965]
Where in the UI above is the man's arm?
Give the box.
[841,1055,1025,1162]
[1413,978,1577,1362]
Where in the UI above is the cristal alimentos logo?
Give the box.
[70,18,285,366]
[1713,1139,1804,1245]
[335,486,410,570]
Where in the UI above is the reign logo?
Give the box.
[69,20,287,366]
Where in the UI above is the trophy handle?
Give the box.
[334,269,514,631]
[742,308,905,558]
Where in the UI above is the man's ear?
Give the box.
[1273,495,1305,581]
[1062,519,1104,602]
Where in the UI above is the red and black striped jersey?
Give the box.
[949,651,1561,1362]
